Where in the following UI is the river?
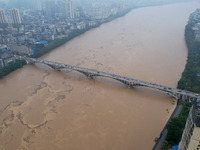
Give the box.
[0,2,200,150]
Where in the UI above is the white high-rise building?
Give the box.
[36,0,42,11]
[179,106,200,150]
[9,8,21,24]
[59,0,69,18]
[45,0,55,17]
[0,8,8,24]
[60,0,74,19]
[68,0,74,19]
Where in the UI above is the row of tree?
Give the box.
[30,26,100,58]
[161,10,200,150]
[161,102,191,150]
[0,60,26,79]
[178,13,200,93]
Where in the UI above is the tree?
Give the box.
[161,141,169,150]
[166,118,183,145]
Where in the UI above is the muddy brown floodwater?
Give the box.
[1,2,200,150]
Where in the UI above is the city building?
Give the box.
[36,0,42,11]
[187,127,200,150]
[88,21,97,27]
[0,0,131,70]
[0,59,4,68]
[68,0,74,19]
[74,9,80,18]
[77,21,86,30]
[59,0,74,19]
[59,0,69,19]
[179,102,200,150]
[45,0,55,17]
[0,8,8,25]
[9,45,33,56]
[9,8,21,24]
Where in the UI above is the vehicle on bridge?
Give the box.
[15,55,200,101]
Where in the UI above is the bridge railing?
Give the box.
[16,55,200,100]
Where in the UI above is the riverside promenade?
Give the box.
[153,101,183,150]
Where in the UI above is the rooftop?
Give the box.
[188,127,200,150]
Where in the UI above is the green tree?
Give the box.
[160,141,169,150]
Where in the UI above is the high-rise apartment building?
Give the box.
[0,8,8,24]
[36,0,42,11]
[60,0,74,19]
[59,0,68,18]
[68,0,74,19]
[9,8,21,24]
[45,0,55,17]
[179,104,200,150]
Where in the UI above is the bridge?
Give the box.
[16,55,200,101]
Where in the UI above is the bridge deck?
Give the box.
[17,56,199,99]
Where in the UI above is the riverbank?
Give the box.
[153,101,184,150]
[0,59,26,78]
[178,9,200,93]
[155,8,200,150]
[153,101,191,150]
[31,9,134,59]
[165,8,200,147]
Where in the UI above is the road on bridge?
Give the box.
[15,55,200,101]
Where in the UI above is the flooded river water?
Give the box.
[0,2,200,150]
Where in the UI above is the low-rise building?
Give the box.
[9,45,33,56]
[0,59,4,68]
[77,21,86,30]
[88,21,96,27]
[3,57,16,66]
[187,127,200,150]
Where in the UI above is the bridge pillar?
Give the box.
[182,95,186,101]
[48,65,62,71]
[117,80,140,88]
[188,96,192,103]
[184,95,188,102]
[197,97,200,102]
[166,92,178,99]
[178,94,181,99]
[25,59,34,65]
[178,94,183,104]
[79,72,95,79]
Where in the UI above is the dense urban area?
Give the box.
[0,0,135,78]
[0,0,200,150]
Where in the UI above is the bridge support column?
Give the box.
[78,71,94,79]
[182,95,186,101]
[117,80,140,88]
[197,97,200,102]
[166,92,178,99]
[48,65,63,71]
[25,59,34,65]
[188,96,192,102]
[177,94,184,105]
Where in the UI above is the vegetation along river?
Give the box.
[0,1,200,150]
